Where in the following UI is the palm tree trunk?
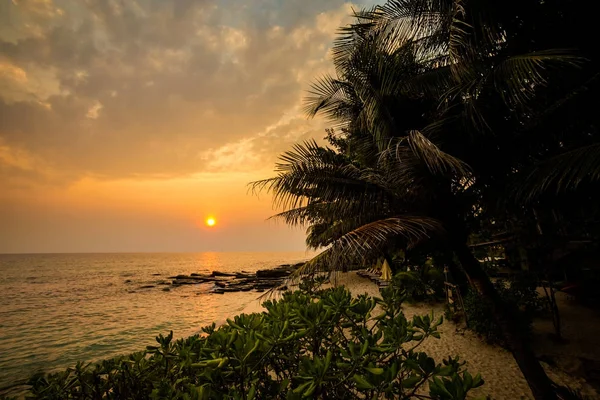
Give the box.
[451,240,556,400]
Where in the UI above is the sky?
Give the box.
[0,0,379,253]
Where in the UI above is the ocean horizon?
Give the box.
[0,251,315,396]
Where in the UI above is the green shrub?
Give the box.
[463,290,506,345]
[393,263,445,303]
[463,275,543,345]
[8,282,486,399]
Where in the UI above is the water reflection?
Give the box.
[0,252,313,396]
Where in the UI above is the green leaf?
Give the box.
[303,382,317,397]
[293,381,312,394]
[402,376,421,388]
[353,374,374,390]
[365,367,384,375]
[247,384,256,400]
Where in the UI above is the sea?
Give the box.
[0,252,314,397]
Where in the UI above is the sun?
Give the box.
[206,217,216,227]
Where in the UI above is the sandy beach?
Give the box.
[240,272,600,400]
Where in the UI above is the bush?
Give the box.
[393,263,446,303]
[463,275,543,345]
[9,282,485,399]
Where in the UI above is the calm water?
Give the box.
[0,252,312,396]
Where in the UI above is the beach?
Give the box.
[241,272,600,399]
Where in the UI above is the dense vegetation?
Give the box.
[253,0,600,399]
[461,276,544,346]
[5,281,485,399]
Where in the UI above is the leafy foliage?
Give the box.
[10,283,486,400]
[253,0,600,397]
[463,275,544,345]
[392,261,446,303]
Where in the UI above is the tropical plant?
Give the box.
[462,274,544,346]
[253,0,600,398]
[6,282,486,399]
[392,259,446,302]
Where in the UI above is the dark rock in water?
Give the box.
[152,273,161,276]
[166,262,304,295]
[256,269,291,278]
[172,280,202,285]
[162,287,170,292]
[169,274,206,280]
[140,285,155,289]
[211,271,236,277]
[124,279,132,283]
[190,273,213,278]
[255,282,280,289]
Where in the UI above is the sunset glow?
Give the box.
[0,0,377,253]
[206,217,216,227]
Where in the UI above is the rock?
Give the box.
[172,280,201,285]
[168,274,193,279]
[211,271,237,277]
[235,273,255,279]
[162,287,170,292]
[255,281,281,289]
[256,269,292,278]
[214,281,227,288]
[124,279,132,283]
[140,285,155,289]
[151,273,161,276]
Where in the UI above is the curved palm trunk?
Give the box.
[451,240,556,400]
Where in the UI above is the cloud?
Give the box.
[0,0,371,190]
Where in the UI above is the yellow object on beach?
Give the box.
[381,259,392,281]
[374,258,382,272]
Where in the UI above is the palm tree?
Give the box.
[254,1,600,398]
[250,138,455,269]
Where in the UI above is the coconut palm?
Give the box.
[254,1,600,398]
[250,138,460,270]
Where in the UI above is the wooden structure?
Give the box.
[444,281,468,327]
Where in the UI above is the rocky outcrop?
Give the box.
[160,262,306,294]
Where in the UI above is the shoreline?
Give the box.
[4,267,598,399]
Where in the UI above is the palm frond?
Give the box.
[250,140,399,223]
[336,216,441,253]
[295,215,442,277]
[493,49,584,108]
[515,143,600,202]
[379,131,471,178]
